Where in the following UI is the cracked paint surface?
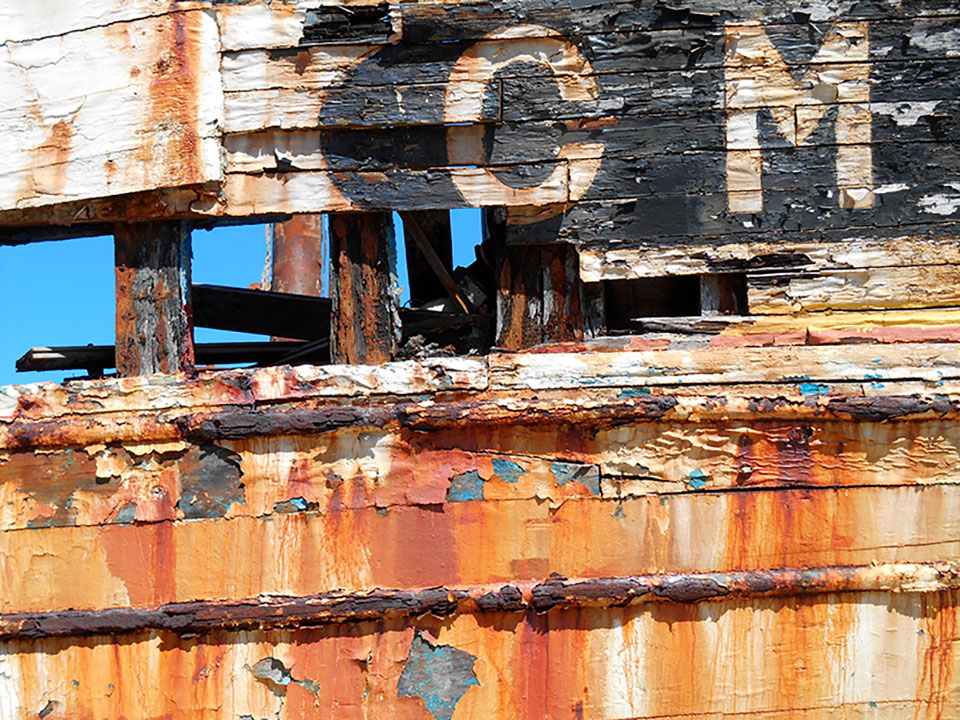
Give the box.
[397,632,479,720]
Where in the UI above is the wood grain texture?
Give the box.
[1,0,959,261]
[329,212,400,364]
[748,266,960,314]
[0,8,221,213]
[114,222,195,377]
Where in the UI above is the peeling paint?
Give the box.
[491,458,525,484]
[447,470,484,503]
[397,632,479,720]
[551,461,600,495]
[176,444,244,519]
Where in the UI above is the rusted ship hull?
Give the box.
[2,348,960,718]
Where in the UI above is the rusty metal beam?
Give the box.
[329,212,400,364]
[0,561,956,640]
[113,221,194,377]
[271,214,326,297]
[4,391,960,453]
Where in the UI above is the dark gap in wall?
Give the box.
[603,273,747,334]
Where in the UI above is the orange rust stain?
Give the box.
[564,117,619,131]
[810,325,960,345]
[102,515,176,608]
[916,592,959,720]
[16,114,76,205]
[710,331,807,349]
[141,11,203,186]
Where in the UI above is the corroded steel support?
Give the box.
[271,215,326,297]
[1,561,956,640]
[329,212,399,364]
[113,221,194,377]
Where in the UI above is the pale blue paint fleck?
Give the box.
[550,462,600,495]
[397,633,479,720]
[799,382,828,396]
[685,469,708,490]
[114,502,137,525]
[492,458,525,484]
[447,470,484,503]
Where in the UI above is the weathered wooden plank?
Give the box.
[222,162,571,215]
[7,398,960,532]
[578,230,960,280]
[496,244,584,350]
[329,212,400,364]
[488,343,960,390]
[398,0,960,43]
[114,222,195,377]
[748,266,960,314]
[220,17,960,95]
[224,111,959,174]
[510,180,960,247]
[0,9,221,213]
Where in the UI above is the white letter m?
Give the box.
[725,22,872,213]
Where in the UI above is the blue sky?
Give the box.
[0,209,482,387]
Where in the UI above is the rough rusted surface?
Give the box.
[497,244,584,350]
[114,221,195,376]
[271,214,326,297]
[329,212,400,364]
[4,1,960,716]
[2,562,959,640]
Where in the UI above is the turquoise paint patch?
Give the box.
[618,387,651,397]
[491,458,525,484]
[614,503,627,519]
[550,462,600,495]
[114,502,137,525]
[377,507,389,516]
[398,633,479,720]
[685,469,708,490]
[273,497,310,513]
[447,470,484,503]
[799,382,828,396]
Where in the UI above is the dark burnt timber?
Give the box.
[2,562,958,640]
[18,286,477,372]
[329,213,401,365]
[301,3,392,44]
[113,221,194,377]
[192,284,330,341]
[497,245,584,350]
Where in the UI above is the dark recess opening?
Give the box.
[603,273,747,334]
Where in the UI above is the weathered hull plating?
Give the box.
[1,347,960,717]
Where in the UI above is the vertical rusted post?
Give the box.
[496,244,584,351]
[272,215,326,297]
[400,210,452,306]
[114,221,194,377]
[329,212,399,365]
